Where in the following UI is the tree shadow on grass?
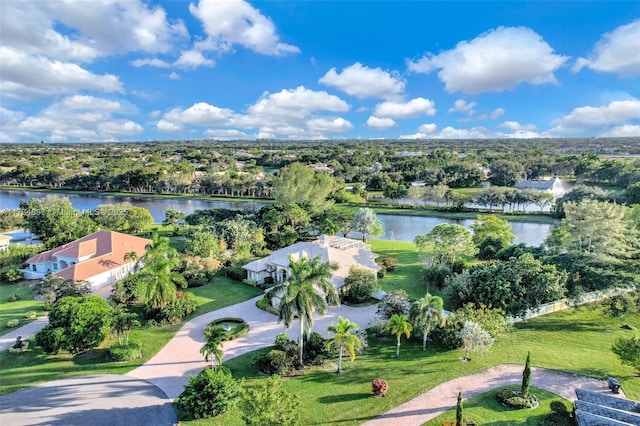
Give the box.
[317,393,371,404]
[515,319,608,333]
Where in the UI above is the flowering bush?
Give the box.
[372,379,388,397]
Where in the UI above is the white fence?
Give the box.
[510,287,633,323]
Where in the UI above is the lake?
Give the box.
[0,190,553,247]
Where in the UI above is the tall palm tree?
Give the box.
[268,255,339,368]
[200,338,224,372]
[137,234,186,309]
[386,314,412,359]
[123,250,138,263]
[409,293,446,351]
[326,316,362,373]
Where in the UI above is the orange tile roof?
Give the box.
[26,231,151,282]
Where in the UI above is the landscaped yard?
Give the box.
[423,386,574,425]
[0,283,45,338]
[181,305,640,425]
[0,274,262,395]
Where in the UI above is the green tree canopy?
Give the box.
[240,375,301,426]
[271,162,337,215]
[471,215,515,248]
[352,208,384,242]
[488,160,525,187]
[415,223,476,269]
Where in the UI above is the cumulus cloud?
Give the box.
[173,50,215,69]
[400,124,489,139]
[601,124,640,137]
[498,121,537,131]
[418,123,437,134]
[409,26,568,94]
[319,63,405,99]
[131,58,171,68]
[374,97,436,118]
[6,95,144,142]
[306,117,353,133]
[204,129,254,140]
[573,19,640,76]
[491,108,506,119]
[448,99,477,114]
[164,103,233,126]
[1,46,123,99]
[190,0,299,56]
[547,100,640,136]
[367,116,397,130]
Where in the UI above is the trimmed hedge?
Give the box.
[256,297,279,315]
[109,340,142,361]
[496,388,539,409]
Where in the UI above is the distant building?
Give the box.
[514,177,568,198]
[22,231,151,289]
[243,235,381,291]
[0,235,11,251]
[308,162,334,174]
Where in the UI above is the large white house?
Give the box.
[22,230,151,289]
[243,235,381,290]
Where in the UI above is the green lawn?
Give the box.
[423,386,574,426]
[0,275,261,395]
[182,305,640,426]
[370,240,451,307]
[0,283,45,337]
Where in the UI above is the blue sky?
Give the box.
[1,0,639,143]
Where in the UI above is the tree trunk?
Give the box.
[396,335,401,359]
[422,329,428,352]
[337,346,343,373]
[298,317,305,368]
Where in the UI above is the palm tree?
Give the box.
[123,250,138,263]
[326,316,362,373]
[137,234,186,309]
[386,314,412,359]
[200,338,224,372]
[268,255,339,368]
[409,293,446,351]
[352,208,384,242]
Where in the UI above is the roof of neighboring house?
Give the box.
[243,235,381,288]
[0,235,12,242]
[26,231,151,282]
[514,177,558,190]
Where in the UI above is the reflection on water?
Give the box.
[0,190,552,247]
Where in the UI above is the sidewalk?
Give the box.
[0,316,48,351]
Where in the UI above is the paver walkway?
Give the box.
[363,364,625,426]
[128,295,378,399]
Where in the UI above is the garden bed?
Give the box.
[205,317,249,341]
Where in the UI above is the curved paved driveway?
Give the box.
[0,375,177,426]
[363,364,624,426]
[128,295,378,399]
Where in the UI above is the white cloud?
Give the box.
[0,46,123,99]
[418,123,437,134]
[157,119,183,132]
[131,58,171,68]
[319,63,405,99]
[6,95,144,142]
[409,26,568,94]
[169,72,181,80]
[548,100,640,136]
[306,117,353,133]
[448,99,477,114]
[367,116,397,130]
[374,97,436,118]
[173,50,215,69]
[190,0,299,56]
[573,19,640,76]
[400,124,488,139]
[491,108,506,119]
[164,103,233,126]
[600,124,640,137]
[205,129,254,140]
[498,121,537,132]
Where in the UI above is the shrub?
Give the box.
[603,293,638,318]
[25,311,36,320]
[372,379,388,397]
[254,349,292,375]
[256,296,279,315]
[239,375,300,426]
[109,340,142,361]
[376,289,410,319]
[179,367,242,419]
[204,318,249,341]
[367,317,389,337]
[611,333,640,373]
[303,332,330,365]
[8,293,21,302]
[421,265,453,290]
[342,266,379,304]
[110,273,144,305]
[225,260,248,281]
[6,319,19,328]
[496,388,539,409]
[381,257,398,272]
[242,279,259,287]
[433,303,511,349]
[145,291,197,325]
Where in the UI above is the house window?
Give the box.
[32,265,36,272]
[53,263,58,271]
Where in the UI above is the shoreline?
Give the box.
[0,186,557,224]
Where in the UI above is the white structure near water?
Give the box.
[514,177,569,199]
[243,235,381,290]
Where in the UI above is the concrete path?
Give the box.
[363,364,625,426]
[0,316,48,351]
[0,375,177,426]
[128,295,378,399]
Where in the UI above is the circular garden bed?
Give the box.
[204,317,249,341]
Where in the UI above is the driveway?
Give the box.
[0,375,177,426]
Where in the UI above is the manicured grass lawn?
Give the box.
[183,305,640,426]
[423,386,573,426]
[370,240,451,308]
[0,283,45,337]
[0,275,261,395]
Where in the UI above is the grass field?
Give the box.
[0,283,45,337]
[0,275,261,395]
[182,305,639,425]
[423,386,574,426]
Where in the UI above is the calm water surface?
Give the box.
[0,190,552,247]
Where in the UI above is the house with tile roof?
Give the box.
[243,235,381,291]
[22,230,151,289]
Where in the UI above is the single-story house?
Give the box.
[0,234,11,251]
[514,177,568,198]
[22,230,151,289]
[243,235,381,292]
